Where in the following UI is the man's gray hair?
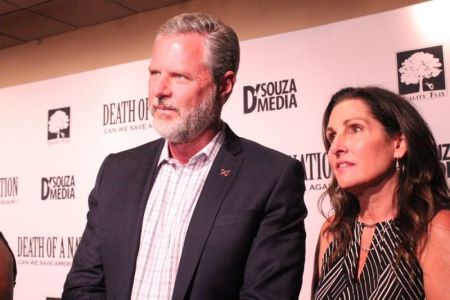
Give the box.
[156,13,240,84]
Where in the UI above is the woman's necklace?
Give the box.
[357,219,393,252]
[358,218,377,228]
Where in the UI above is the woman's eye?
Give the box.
[351,125,363,133]
[327,133,335,143]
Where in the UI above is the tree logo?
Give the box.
[397,46,446,97]
[48,107,70,141]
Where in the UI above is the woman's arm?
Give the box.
[311,219,333,298]
[419,209,450,300]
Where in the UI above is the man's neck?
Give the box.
[168,124,222,165]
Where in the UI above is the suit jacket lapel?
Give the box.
[124,139,165,297]
[172,125,243,300]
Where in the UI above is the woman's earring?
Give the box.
[395,158,400,172]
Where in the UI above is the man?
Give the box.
[63,13,306,300]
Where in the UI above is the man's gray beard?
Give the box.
[152,89,221,144]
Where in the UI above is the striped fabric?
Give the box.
[130,130,224,300]
[314,219,424,300]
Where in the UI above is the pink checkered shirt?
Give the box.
[130,130,224,299]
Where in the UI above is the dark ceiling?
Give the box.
[0,0,188,50]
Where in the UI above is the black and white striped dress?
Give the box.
[313,219,424,300]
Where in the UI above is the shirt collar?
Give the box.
[158,125,225,166]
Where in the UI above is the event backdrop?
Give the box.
[1,1,449,299]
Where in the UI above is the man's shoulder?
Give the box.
[238,136,295,161]
[223,124,295,162]
[230,136,305,187]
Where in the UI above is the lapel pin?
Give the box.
[220,168,231,177]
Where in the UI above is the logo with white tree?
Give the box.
[48,107,70,140]
[397,46,446,96]
[399,52,442,93]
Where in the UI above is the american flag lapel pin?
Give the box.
[220,168,231,177]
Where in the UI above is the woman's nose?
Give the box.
[329,134,347,156]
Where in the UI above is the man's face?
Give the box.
[148,33,220,144]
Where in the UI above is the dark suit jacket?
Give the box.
[63,125,307,300]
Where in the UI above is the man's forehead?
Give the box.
[150,33,210,69]
[152,33,206,55]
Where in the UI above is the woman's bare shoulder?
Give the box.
[430,209,450,230]
[319,216,335,245]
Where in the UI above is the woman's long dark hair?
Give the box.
[319,86,450,266]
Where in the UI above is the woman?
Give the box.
[312,87,450,299]
[0,232,16,300]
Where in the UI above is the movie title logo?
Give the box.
[0,176,18,205]
[439,143,450,179]
[243,78,298,114]
[293,152,331,191]
[17,236,81,267]
[41,175,75,200]
[48,107,70,144]
[103,98,152,134]
[397,45,447,101]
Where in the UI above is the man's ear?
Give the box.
[394,133,408,159]
[218,70,236,105]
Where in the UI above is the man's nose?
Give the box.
[151,75,171,98]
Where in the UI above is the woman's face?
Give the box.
[325,98,404,196]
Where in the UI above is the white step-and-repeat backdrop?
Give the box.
[1,1,449,299]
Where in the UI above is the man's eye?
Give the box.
[174,74,188,80]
